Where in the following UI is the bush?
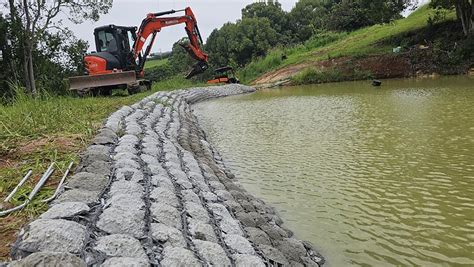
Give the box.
[292,67,343,85]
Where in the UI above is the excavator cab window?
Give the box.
[97,30,116,52]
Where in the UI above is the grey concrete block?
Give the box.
[188,219,217,243]
[224,234,255,255]
[232,254,265,267]
[276,238,308,262]
[245,227,272,246]
[9,252,86,267]
[15,219,86,255]
[101,257,149,267]
[95,234,147,259]
[160,247,200,267]
[150,223,186,248]
[109,180,144,196]
[193,240,231,266]
[181,190,200,203]
[150,187,179,207]
[67,172,108,192]
[257,245,289,266]
[185,202,210,223]
[97,194,145,238]
[40,202,89,219]
[150,202,181,229]
[54,189,100,204]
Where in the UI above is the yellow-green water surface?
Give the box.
[194,76,474,266]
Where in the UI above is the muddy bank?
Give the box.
[253,49,473,88]
[7,84,324,266]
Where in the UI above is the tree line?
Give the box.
[203,0,473,71]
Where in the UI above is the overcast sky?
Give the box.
[65,0,430,53]
[65,0,298,53]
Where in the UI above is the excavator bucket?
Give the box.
[69,71,137,90]
[186,61,208,79]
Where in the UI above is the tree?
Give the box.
[205,17,278,67]
[288,0,333,42]
[431,0,473,36]
[242,1,291,44]
[6,0,112,96]
[327,0,415,31]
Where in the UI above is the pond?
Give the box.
[194,76,474,266]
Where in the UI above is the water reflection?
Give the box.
[194,76,474,266]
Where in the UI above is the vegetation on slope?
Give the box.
[238,6,460,84]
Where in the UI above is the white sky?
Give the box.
[65,0,298,53]
[64,0,430,53]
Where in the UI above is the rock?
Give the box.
[193,240,231,266]
[150,202,181,229]
[185,202,210,223]
[14,219,86,255]
[257,245,289,266]
[188,219,217,242]
[277,238,307,262]
[115,168,144,182]
[9,252,86,267]
[181,189,201,203]
[97,194,145,238]
[259,224,288,242]
[54,189,100,204]
[67,172,108,192]
[209,203,243,236]
[150,223,186,248]
[235,212,256,227]
[245,227,272,246]
[92,134,116,145]
[101,257,149,267]
[109,180,144,196]
[160,247,200,267]
[224,234,255,255]
[233,254,265,267]
[150,187,179,207]
[95,234,147,259]
[40,202,89,219]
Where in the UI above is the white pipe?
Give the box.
[41,161,74,203]
[28,163,54,201]
[4,170,33,202]
[0,163,55,217]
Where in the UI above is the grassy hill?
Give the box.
[144,58,169,69]
[238,5,468,86]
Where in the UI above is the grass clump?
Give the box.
[292,68,344,85]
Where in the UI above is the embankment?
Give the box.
[8,84,324,266]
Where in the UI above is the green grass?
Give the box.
[0,77,202,260]
[144,58,168,69]
[239,5,457,83]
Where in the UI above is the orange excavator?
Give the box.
[69,7,209,95]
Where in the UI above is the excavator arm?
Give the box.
[133,7,209,78]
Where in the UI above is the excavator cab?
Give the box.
[93,25,137,71]
[207,66,240,84]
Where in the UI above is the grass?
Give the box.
[144,58,169,69]
[239,5,457,84]
[0,76,201,260]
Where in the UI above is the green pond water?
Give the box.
[194,76,474,266]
